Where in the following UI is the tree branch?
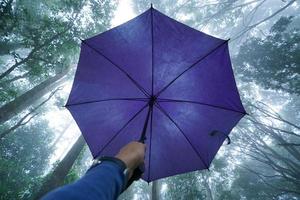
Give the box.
[0,87,62,140]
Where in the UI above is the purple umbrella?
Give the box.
[66,6,246,182]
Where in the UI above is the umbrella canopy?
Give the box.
[66,6,246,182]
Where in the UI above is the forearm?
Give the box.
[42,161,125,200]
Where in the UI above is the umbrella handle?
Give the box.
[139,104,152,143]
[125,163,145,190]
[124,129,147,189]
[125,100,154,189]
[125,120,148,189]
[123,125,147,189]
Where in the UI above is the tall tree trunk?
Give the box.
[0,87,59,140]
[34,135,85,200]
[0,66,70,124]
[202,173,213,200]
[151,181,159,200]
[50,121,73,149]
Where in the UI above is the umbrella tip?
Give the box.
[150,3,153,8]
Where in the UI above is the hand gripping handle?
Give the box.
[125,102,153,189]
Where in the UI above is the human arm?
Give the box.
[42,141,145,200]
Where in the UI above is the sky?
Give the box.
[111,0,136,27]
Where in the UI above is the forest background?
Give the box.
[0,0,299,199]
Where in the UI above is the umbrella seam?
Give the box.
[155,40,229,97]
[139,105,152,142]
[95,103,148,157]
[147,106,154,182]
[155,102,210,169]
[81,40,150,97]
[157,98,246,115]
[151,6,154,96]
[65,98,149,107]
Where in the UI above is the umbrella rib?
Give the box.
[96,103,149,157]
[155,102,209,169]
[157,98,246,115]
[155,40,229,97]
[147,105,154,182]
[81,40,150,97]
[65,98,149,107]
[151,6,154,95]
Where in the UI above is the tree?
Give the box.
[151,181,159,200]
[0,119,54,200]
[49,121,73,149]
[132,0,298,45]
[0,0,81,79]
[33,135,86,199]
[0,87,60,140]
[0,1,118,199]
[230,100,300,198]
[118,180,150,200]
[234,16,300,95]
[161,172,205,200]
[0,0,117,105]
[0,65,70,124]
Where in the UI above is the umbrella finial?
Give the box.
[151,3,153,8]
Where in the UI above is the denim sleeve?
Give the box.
[42,161,125,200]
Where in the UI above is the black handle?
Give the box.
[125,101,154,189]
[125,163,145,189]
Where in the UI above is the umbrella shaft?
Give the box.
[139,104,152,143]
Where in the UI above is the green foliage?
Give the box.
[0,0,117,104]
[64,168,80,185]
[0,88,18,103]
[132,0,264,40]
[229,162,287,200]
[0,120,54,200]
[161,172,205,200]
[235,16,300,95]
[63,145,88,185]
[62,146,90,185]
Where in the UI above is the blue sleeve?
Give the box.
[42,161,125,200]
